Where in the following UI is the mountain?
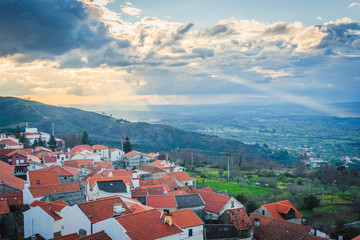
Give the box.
[0,97,270,160]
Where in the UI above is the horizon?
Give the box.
[0,0,359,116]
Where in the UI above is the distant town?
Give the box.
[0,126,359,240]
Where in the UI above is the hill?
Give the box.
[0,97,271,160]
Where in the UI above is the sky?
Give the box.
[0,0,360,115]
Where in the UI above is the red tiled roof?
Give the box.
[148,187,166,195]
[30,200,68,220]
[0,192,23,206]
[70,145,94,154]
[225,208,252,231]
[0,139,23,147]
[250,214,311,240]
[101,169,132,178]
[149,160,168,169]
[192,188,230,214]
[92,145,109,150]
[162,166,178,170]
[115,209,183,240]
[28,171,60,186]
[110,148,122,152]
[147,153,158,157]
[137,165,165,174]
[88,176,133,190]
[141,184,170,192]
[29,182,80,198]
[81,171,102,186]
[170,209,204,228]
[38,166,79,177]
[166,171,195,182]
[5,149,28,157]
[44,156,57,163]
[146,195,177,208]
[168,190,188,195]
[126,202,153,213]
[48,233,79,240]
[303,235,335,240]
[64,159,93,168]
[131,189,148,198]
[34,146,53,152]
[0,161,25,190]
[0,200,10,215]
[78,230,111,240]
[124,150,145,159]
[94,161,113,170]
[263,200,303,220]
[352,236,360,240]
[141,175,178,190]
[78,196,132,223]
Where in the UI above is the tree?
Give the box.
[123,136,132,154]
[48,135,57,151]
[302,195,320,210]
[62,132,81,149]
[15,125,21,139]
[19,133,30,148]
[81,131,91,145]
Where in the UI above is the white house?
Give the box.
[86,177,132,200]
[123,150,155,170]
[166,171,196,187]
[171,209,204,240]
[24,200,68,239]
[110,148,124,161]
[93,145,111,161]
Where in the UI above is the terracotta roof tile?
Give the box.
[141,184,170,192]
[0,200,10,215]
[64,159,93,168]
[0,192,22,206]
[30,200,68,220]
[29,182,80,198]
[146,195,177,208]
[168,190,189,195]
[149,160,168,169]
[137,165,165,174]
[147,187,166,195]
[250,214,311,240]
[126,202,153,213]
[170,209,203,228]
[124,150,145,159]
[48,233,79,240]
[141,175,178,190]
[0,139,23,147]
[92,145,109,150]
[263,200,303,220]
[70,145,94,154]
[147,153,159,157]
[352,236,360,240]
[0,161,25,190]
[81,172,102,186]
[166,171,195,182]
[192,188,230,214]
[94,161,113,170]
[78,230,111,240]
[303,234,335,240]
[225,208,252,231]
[110,148,122,152]
[115,209,183,240]
[102,169,132,177]
[38,166,79,177]
[28,171,59,186]
[34,146,53,152]
[78,196,132,223]
[131,189,148,198]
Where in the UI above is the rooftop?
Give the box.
[175,194,205,209]
[224,208,252,231]
[137,165,165,174]
[166,171,195,182]
[78,230,111,240]
[170,209,204,228]
[0,192,23,206]
[38,165,80,177]
[141,175,178,190]
[263,200,303,220]
[41,190,86,206]
[29,182,80,198]
[146,195,177,208]
[0,199,10,215]
[48,233,79,240]
[28,170,60,186]
[192,188,231,214]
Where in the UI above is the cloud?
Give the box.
[348,2,360,7]
[246,67,293,79]
[122,4,142,16]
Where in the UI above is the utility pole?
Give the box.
[227,153,230,181]
[191,151,194,169]
[52,123,55,136]
[322,186,324,204]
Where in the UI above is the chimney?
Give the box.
[113,203,125,216]
[126,183,131,193]
[338,236,343,240]
[79,229,87,238]
[132,170,138,179]
[61,160,64,168]
[254,218,260,228]
[166,154,168,162]
[163,209,173,226]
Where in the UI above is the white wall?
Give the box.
[93,218,130,240]
[177,225,203,240]
[62,205,91,236]
[218,197,244,217]
[24,206,55,239]
[23,187,41,205]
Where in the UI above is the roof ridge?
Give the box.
[115,208,158,219]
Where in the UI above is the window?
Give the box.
[262,210,265,215]
[185,182,188,186]
[36,180,40,184]
[20,160,24,163]
[231,201,234,208]
[188,229,193,237]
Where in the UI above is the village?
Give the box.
[0,127,357,240]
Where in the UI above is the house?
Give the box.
[220,208,253,239]
[48,232,79,240]
[146,195,178,212]
[166,171,196,187]
[92,145,110,161]
[0,199,19,238]
[23,182,80,205]
[41,190,87,206]
[0,192,23,206]
[204,224,240,240]
[137,165,166,179]
[170,208,204,240]
[35,146,53,153]
[253,200,303,224]
[24,127,51,145]
[0,138,23,149]
[175,194,206,220]
[93,209,183,240]
[123,150,155,169]
[86,176,132,200]
[192,187,244,220]
[110,148,123,161]
[3,149,29,175]
[70,145,94,155]
[28,170,60,186]
[38,165,80,183]
[141,175,179,190]
[62,195,132,236]
[24,200,68,239]
[101,169,139,188]
[249,214,327,240]
[150,159,183,173]
[64,159,93,168]
[0,160,25,193]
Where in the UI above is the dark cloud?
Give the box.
[0,0,112,57]
[177,23,194,35]
[263,22,290,35]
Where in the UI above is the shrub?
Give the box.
[302,195,320,210]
